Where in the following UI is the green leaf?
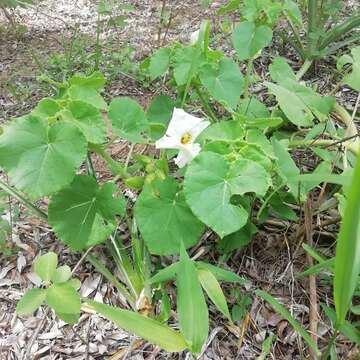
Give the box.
[69,71,105,90]
[177,244,208,354]
[173,47,202,86]
[272,138,303,198]
[199,120,245,142]
[16,288,47,315]
[238,98,270,119]
[135,178,204,255]
[88,300,187,352]
[68,85,107,110]
[184,152,270,238]
[149,48,171,80]
[46,282,81,314]
[61,101,107,144]
[284,0,302,25]
[266,82,314,127]
[56,312,80,324]
[342,47,360,92]
[256,290,321,357]
[232,21,273,60]
[218,222,256,253]
[52,265,72,284]
[149,262,179,284]
[334,154,360,324]
[0,116,87,199]
[199,57,244,109]
[49,176,125,251]
[34,252,58,282]
[33,98,60,118]
[269,57,297,83]
[256,333,275,360]
[198,268,231,320]
[147,95,174,141]
[196,262,247,284]
[108,97,150,143]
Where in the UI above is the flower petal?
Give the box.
[189,120,211,140]
[175,143,201,168]
[166,108,204,137]
[155,135,181,149]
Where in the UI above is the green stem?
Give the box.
[296,59,313,80]
[89,144,128,178]
[86,152,96,178]
[306,0,319,59]
[284,12,305,58]
[257,183,285,221]
[0,179,48,220]
[243,59,253,99]
[320,15,360,50]
[94,12,102,71]
[194,84,218,122]
[321,327,339,360]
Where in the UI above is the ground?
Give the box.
[0,1,359,359]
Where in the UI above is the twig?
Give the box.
[304,196,318,360]
[23,247,93,360]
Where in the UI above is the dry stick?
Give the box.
[23,247,93,360]
[304,196,318,360]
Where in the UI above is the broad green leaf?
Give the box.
[68,278,81,290]
[147,95,174,126]
[351,305,360,315]
[0,116,87,199]
[199,57,244,109]
[68,85,107,110]
[196,262,247,284]
[135,178,204,255]
[177,244,208,354]
[238,98,270,119]
[46,282,81,314]
[256,290,321,357]
[52,265,72,284]
[232,21,273,60]
[147,95,174,141]
[266,82,313,127]
[149,48,171,80]
[16,288,47,315]
[56,312,80,324]
[69,71,105,90]
[198,268,231,320]
[199,120,245,142]
[334,154,360,324]
[217,0,241,15]
[62,101,107,144]
[49,176,125,251]
[34,252,58,282]
[217,223,256,253]
[342,47,360,92]
[284,0,302,25]
[33,98,60,118]
[269,57,297,83]
[88,300,187,352]
[173,47,202,86]
[272,138,303,198]
[108,97,150,143]
[184,152,270,238]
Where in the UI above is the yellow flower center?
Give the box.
[180,132,192,145]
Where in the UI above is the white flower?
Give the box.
[189,29,200,45]
[155,108,210,168]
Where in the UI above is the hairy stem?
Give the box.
[296,59,313,80]
[0,179,48,220]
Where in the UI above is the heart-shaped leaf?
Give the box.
[16,288,47,315]
[62,101,107,144]
[184,152,270,238]
[46,282,81,314]
[135,178,204,255]
[200,57,244,109]
[34,252,58,282]
[108,97,150,143]
[0,116,87,199]
[49,176,126,251]
[232,21,273,60]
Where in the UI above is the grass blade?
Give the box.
[334,155,360,325]
[256,290,321,357]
